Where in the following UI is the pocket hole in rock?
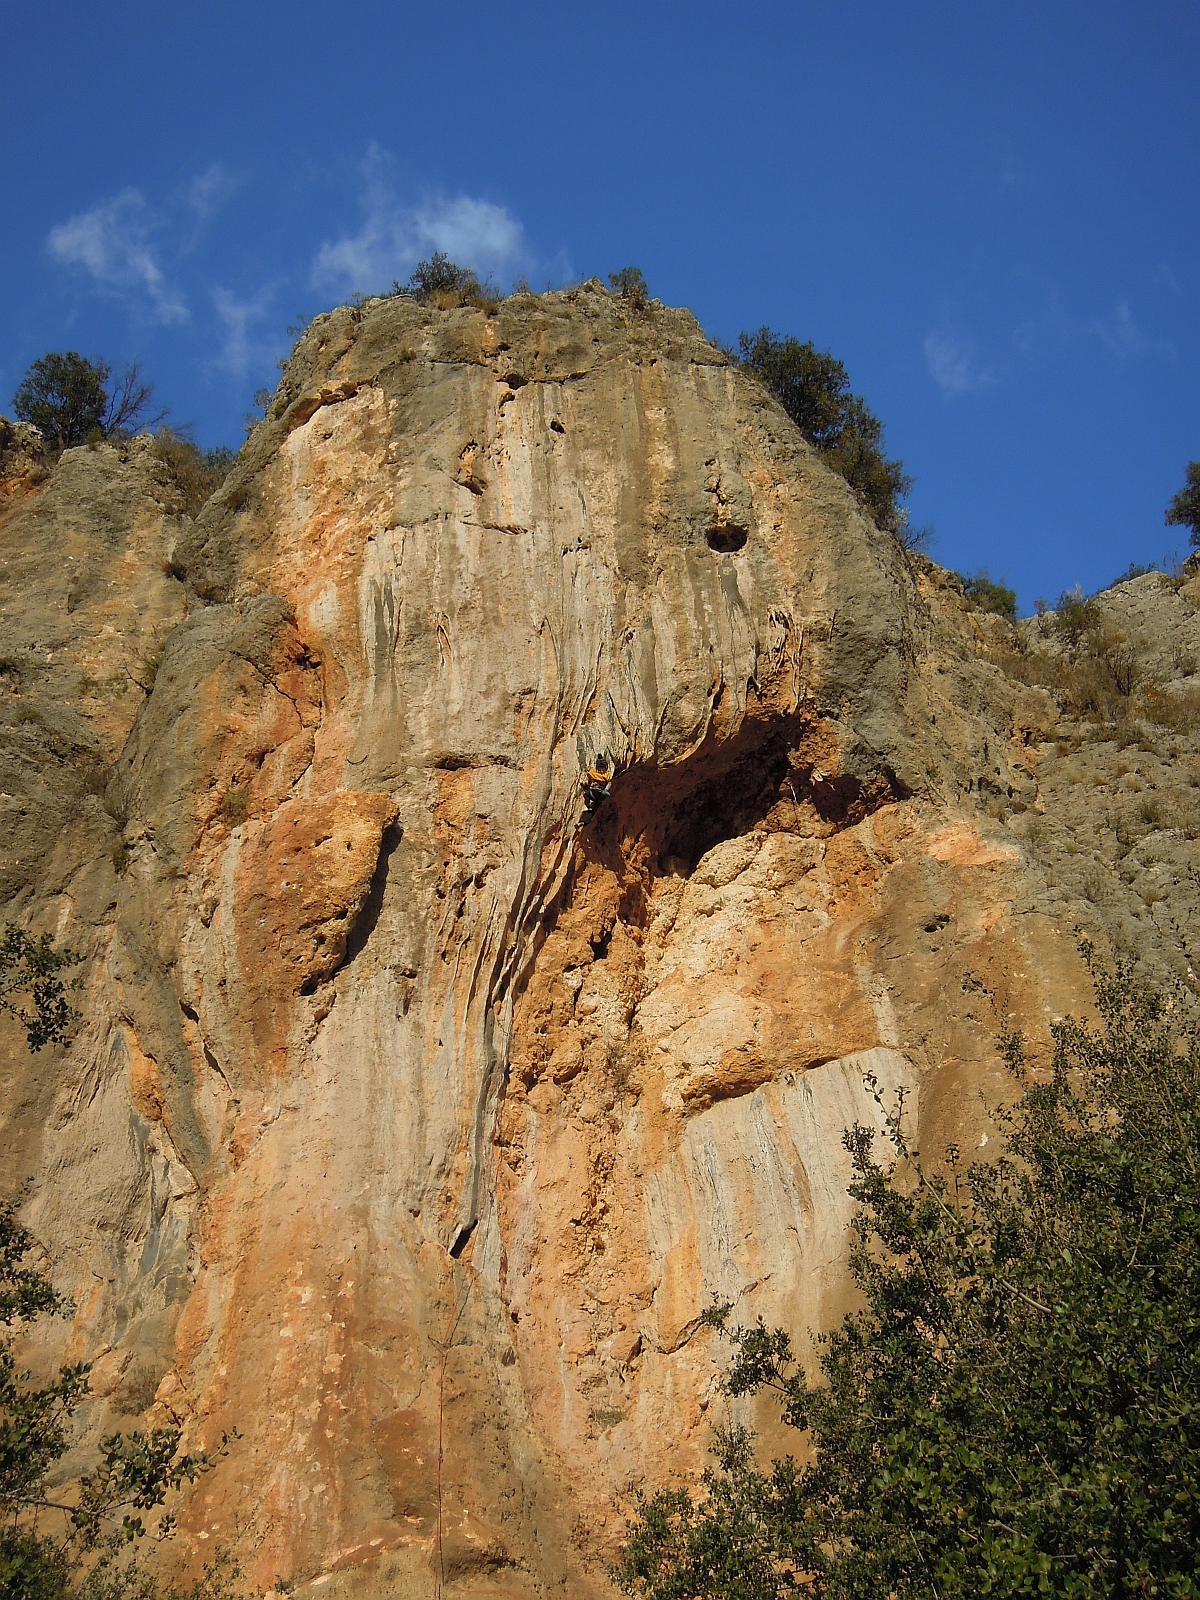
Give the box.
[706,525,747,553]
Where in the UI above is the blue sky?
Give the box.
[4,0,1197,611]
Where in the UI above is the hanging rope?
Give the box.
[433,1269,473,1600]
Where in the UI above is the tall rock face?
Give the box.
[3,287,1199,1597]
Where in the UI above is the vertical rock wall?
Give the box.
[0,287,1165,1596]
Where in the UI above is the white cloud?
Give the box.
[1089,301,1148,358]
[210,284,276,378]
[1088,301,1176,362]
[47,190,187,322]
[923,330,993,397]
[181,163,242,252]
[312,149,525,291]
[187,162,239,223]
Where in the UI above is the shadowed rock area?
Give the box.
[2,286,1199,1597]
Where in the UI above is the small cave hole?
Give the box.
[449,1219,477,1259]
[549,418,566,434]
[705,525,748,553]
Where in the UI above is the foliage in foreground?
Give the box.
[0,928,81,1052]
[2,927,237,1595]
[12,355,162,453]
[1,1201,236,1599]
[737,328,914,543]
[617,957,1200,1599]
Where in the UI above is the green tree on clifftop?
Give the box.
[390,251,501,309]
[618,955,1200,1600]
[12,355,161,453]
[737,328,915,543]
[1166,460,1200,546]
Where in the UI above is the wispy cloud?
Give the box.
[187,163,239,223]
[923,329,993,397]
[1088,300,1175,363]
[312,147,525,292]
[181,163,242,252]
[47,190,187,322]
[1089,301,1149,358]
[210,284,276,378]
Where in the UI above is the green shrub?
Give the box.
[737,328,912,540]
[12,354,162,452]
[0,1199,239,1599]
[1051,584,1104,645]
[1109,559,1163,586]
[397,251,476,297]
[1103,638,1140,696]
[241,386,276,437]
[390,252,504,311]
[591,1407,628,1430]
[608,267,649,308]
[220,786,249,827]
[617,956,1200,1600]
[1141,683,1200,733]
[959,570,1017,619]
[13,353,105,449]
[1165,460,1200,546]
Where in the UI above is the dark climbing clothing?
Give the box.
[581,756,614,818]
[582,780,612,816]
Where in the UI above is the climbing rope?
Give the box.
[433,1269,474,1600]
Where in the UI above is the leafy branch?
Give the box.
[0,926,81,1051]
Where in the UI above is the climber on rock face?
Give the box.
[581,755,614,818]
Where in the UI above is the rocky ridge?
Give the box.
[2,284,1198,1598]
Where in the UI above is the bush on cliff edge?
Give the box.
[617,952,1200,1600]
[737,328,917,546]
[1166,461,1200,547]
[12,355,162,453]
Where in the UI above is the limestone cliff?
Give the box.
[2,285,1199,1598]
